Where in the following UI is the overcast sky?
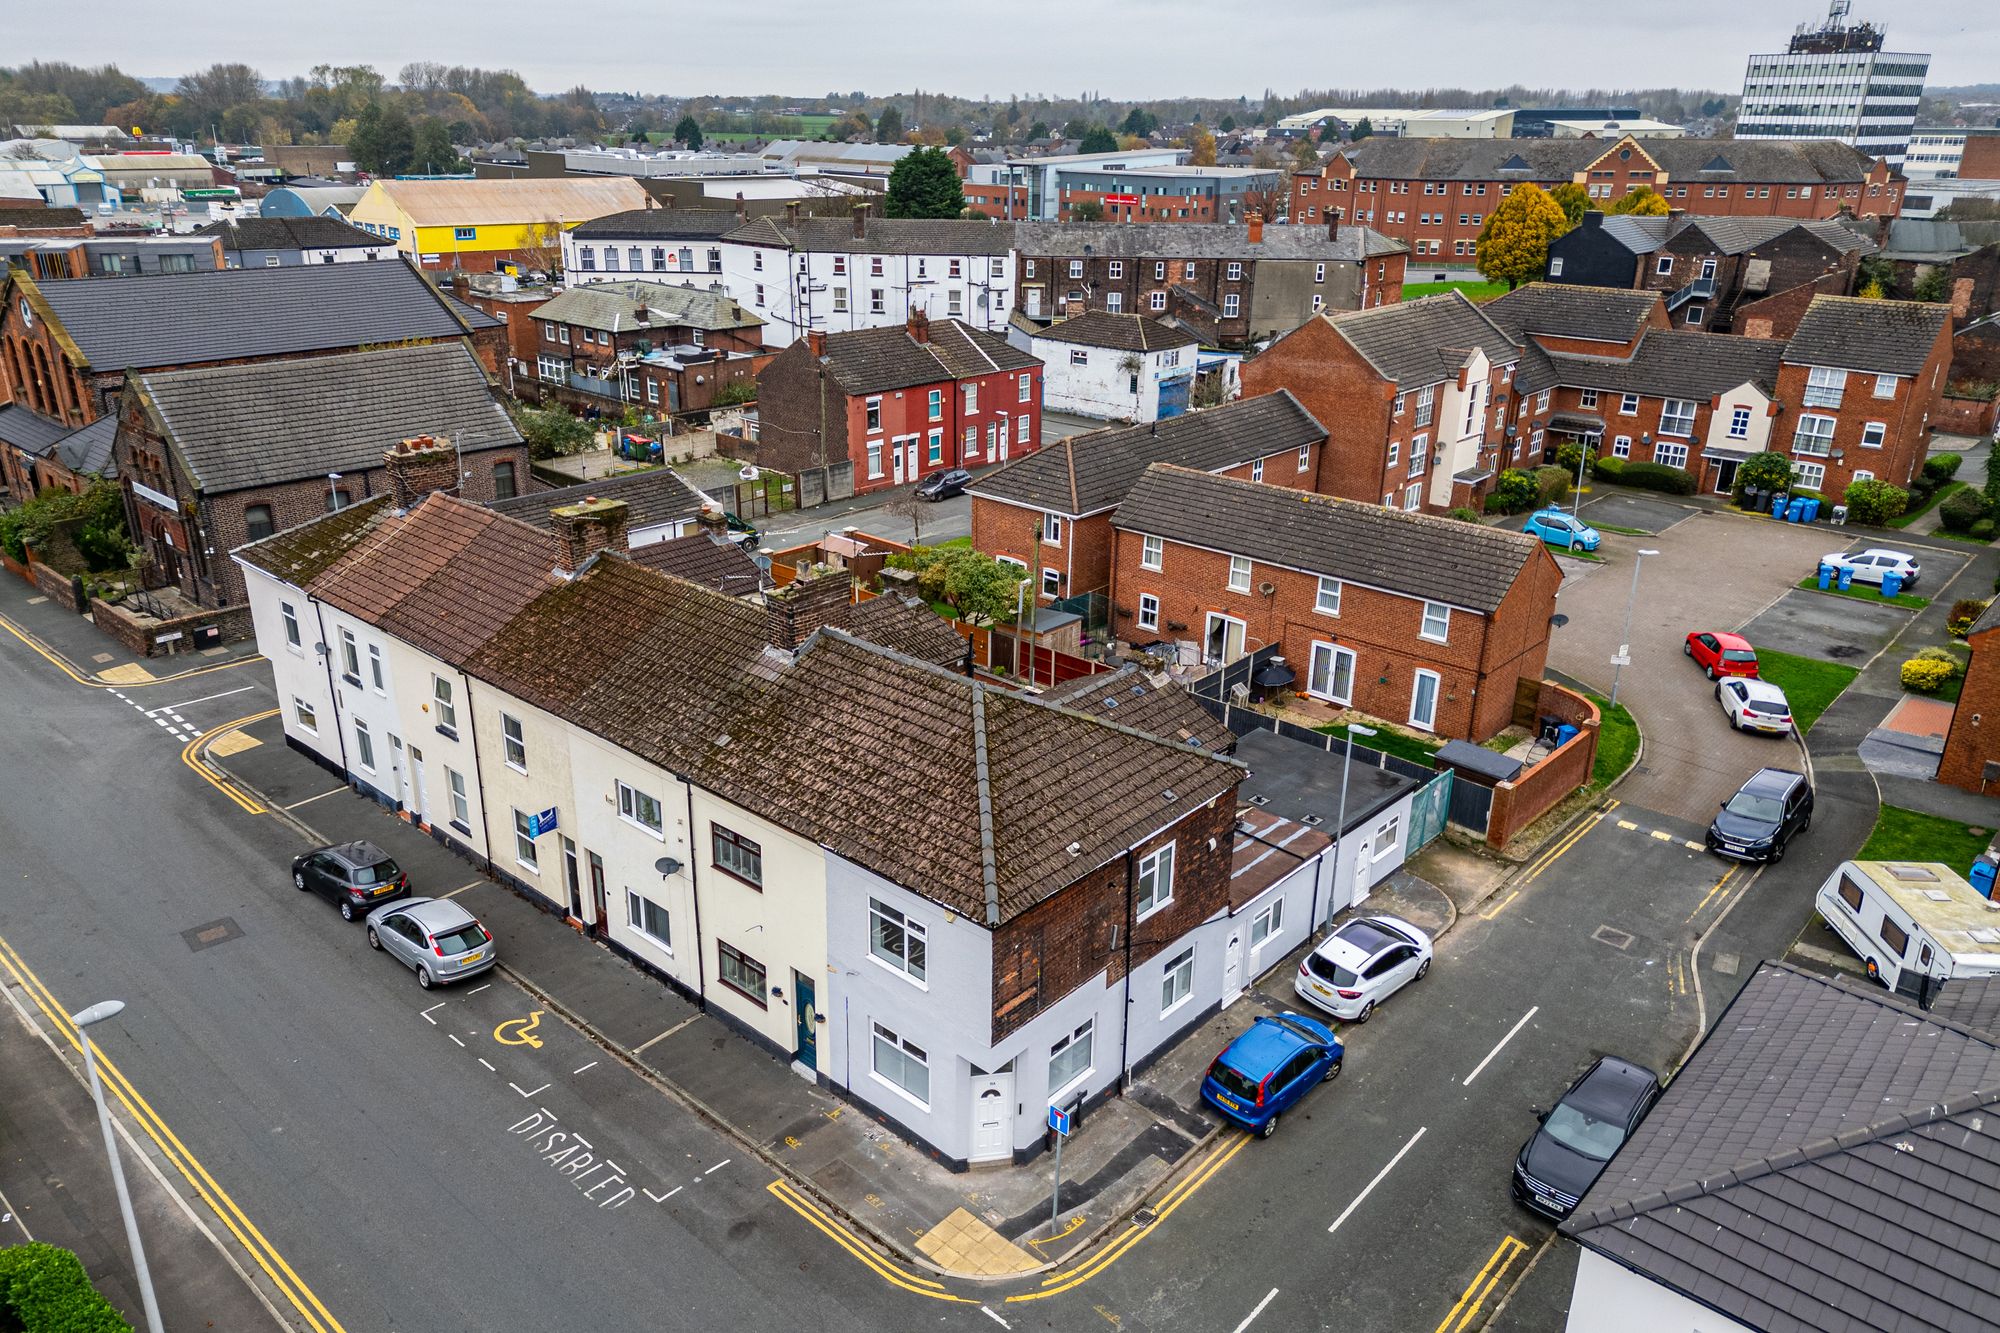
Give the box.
[24,0,2000,101]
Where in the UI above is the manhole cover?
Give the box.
[1826,644,1864,659]
[1131,1208,1156,1226]
[180,917,243,952]
[1714,953,1741,976]
[1592,925,1635,950]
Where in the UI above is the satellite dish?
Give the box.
[739,465,760,481]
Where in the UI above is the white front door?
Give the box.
[892,441,906,484]
[969,1070,1014,1163]
[1222,930,1244,1005]
[388,734,409,811]
[1204,613,1246,666]
[1025,288,1043,318]
[1352,836,1374,905]
[407,744,430,826]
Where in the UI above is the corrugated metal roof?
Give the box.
[365,177,649,228]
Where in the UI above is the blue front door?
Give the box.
[793,974,817,1070]
[1157,374,1192,419]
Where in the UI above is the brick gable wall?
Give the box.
[1241,319,1396,504]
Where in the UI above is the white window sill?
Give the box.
[868,1070,931,1114]
[627,925,673,956]
[1140,563,1162,573]
[1049,1068,1094,1105]
[515,858,540,876]
[1419,633,1449,646]
[619,815,666,841]
[1407,720,1437,734]
[505,762,527,776]
[1226,584,1250,595]
[1136,899,1172,925]
[1315,606,1341,618]
[1161,990,1194,1020]
[284,644,304,657]
[867,952,928,991]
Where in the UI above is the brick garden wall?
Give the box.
[29,560,82,611]
[1486,681,1600,848]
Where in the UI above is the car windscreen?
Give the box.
[1724,792,1784,822]
[1306,953,1359,986]
[351,859,401,886]
[1722,650,1757,663]
[1542,1102,1627,1161]
[1208,1061,1262,1101]
[431,922,489,955]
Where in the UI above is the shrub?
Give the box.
[1902,657,1958,694]
[1733,450,1792,505]
[1951,599,1991,637]
[0,1243,132,1333]
[1485,468,1540,514]
[1986,447,2000,509]
[1446,506,1482,523]
[1976,519,1998,542]
[1913,645,1962,669]
[1617,461,1697,495]
[883,544,1028,622]
[511,404,595,460]
[0,480,132,571]
[1925,452,1963,484]
[1907,473,1936,506]
[1592,454,1625,481]
[1841,479,1909,526]
[711,380,758,407]
[1554,440,1592,478]
[1534,465,1571,503]
[1940,486,1991,533]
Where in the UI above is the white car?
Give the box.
[1822,547,1921,588]
[1717,677,1794,736]
[1294,915,1433,1022]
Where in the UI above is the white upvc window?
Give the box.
[1136,842,1175,919]
[1137,593,1160,631]
[1160,946,1195,1015]
[616,780,664,835]
[1860,421,1887,448]
[1579,389,1599,409]
[1804,366,1846,409]
[1792,414,1836,456]
[280,602,301,648]
[1612,435,1632,458]
[1049,1019,1094,1098]
[872,1022,930,1107]
[1251,898,1284,947]
[1654,441,1689,469]
[1728,406,1752,439]
[513,809,539,870]
[1659,399,1697,438]
[431,675,457,733]
[1225,261,1243,280]
[1409,668,1441,732]
[1043,513,1063,544]
[1315,577,1341,615]
[1307,641,1355,704]
[1618,392,1641,416]
[1226,555,1252,592]
[1420,602,1450,643]
[1019,373,1033,402]
[1251,458,1264,482]
[338,629,361,684]
[1298,442,1311,472]
[293,698,318,733]
[626,889,671,949]
[501,713,526,771]
[446,767,469,829]
[1793,460,1826,490]
[1873,373,1898,399]
[869,898,927,983]
[1140,535,1163,570]
[1222,294,1240,318]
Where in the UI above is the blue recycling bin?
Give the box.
[1786,497,1807,523]
[1882,568,1903,598]
[1838,564,1856,591]
[1971,852,1998,900]
[1770,491,1790,517]
[1802,498,1821,523]
[1554,723,1580,749]
[1818,562,1834,590]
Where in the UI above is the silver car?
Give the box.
[365,897,496,990]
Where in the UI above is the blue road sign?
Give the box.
[1047,1104,1071,1136]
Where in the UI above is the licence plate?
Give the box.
[1311,982,1332,997]
[1535,1194,1556,1211]
[459,952,484,966]
[373,885,396,895]
[1217,1094,1240,1111]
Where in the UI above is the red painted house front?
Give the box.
[754,312,1043,495]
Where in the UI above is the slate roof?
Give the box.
[1032,310,1197,352]
[732,215,1016,256]
[1040,666,1235,754]
[1593,214,1679,254]
[1014,220,1406,261]
[136,342,519,495]
[1683,214,1878,257]
[0,207,86,230]
[569,208,744,241]
[55,416,115,475]
[840,593,969,667]
[30,260,480,373]
[1112,464,1541,615]
[1876,219,2000,263]
[968,392,1327,516]
[529,280,761,333]
[816,319,1039,395]
[1563,962,2000,1333]
[1528,330,1788,400]
[1323,292,1520,386]
[194,216,385,252]
[488,466,708,534]
[0,403,71,456]
[1482,283,1663,345]
[232,494,394,583]
[626,531,770,595]
[1783,296,1953,377]
[1341,135,1891,186]
[1927,975,2000,1036]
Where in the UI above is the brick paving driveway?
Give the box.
[1549,510,1842,823]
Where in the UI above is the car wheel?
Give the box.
[416,965,435,990]
[293,871,308,891]
[1865,957,1881,983]
[339,899,357,921]
[366,927,383,951]
[1415,958,1430,981]
[1328,1057,1343,1079]
[1705,664,1717,680]
[1355,1000,1375,1024]
[1683,640,1693,657]
[1770,838,1786,864]
[1258,1114,1279,1139]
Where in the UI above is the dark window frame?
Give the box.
[712,824,764,889]
[717,940,768,1007]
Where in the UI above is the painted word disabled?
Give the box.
[508,1109,638,1210]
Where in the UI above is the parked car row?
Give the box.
[291,840,497,989]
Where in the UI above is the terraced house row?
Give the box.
[231,441,1361,1169]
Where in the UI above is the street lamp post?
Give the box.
[1570,434,1595,519]
[1324,723,1378,933]
[70,1001,163,1333]
[1608,550,1661,710]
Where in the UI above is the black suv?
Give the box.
[292,841,411,921]
[1707,767,1813,863]
[1513,1055,1661,1220]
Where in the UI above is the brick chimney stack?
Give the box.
[1327,213,1341,243]
[696,503,729,538]
[805,329,827,357]
[763,565,853,651]
[786,200,802,229]
[1247,211,1264,245]
[734,191,748,222]
[851,202,872,239]
[907,307,931,343]
[382,435,460,511]
[550,496,631,575]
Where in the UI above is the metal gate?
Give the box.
[1406,770,1455,854]
[1158,374,1192,420]
[1446,775,1492,836]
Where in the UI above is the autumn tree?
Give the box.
[1548,182,1592,231]
[1290,137,1320,171]
[1610,185,1670,216]
[674,114,703,150]
[1474,182,1568,290]
[883,146,965,220]
[1188,127,1217,166]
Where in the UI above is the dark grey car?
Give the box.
[365,897,496,990]
[292,841,409,921]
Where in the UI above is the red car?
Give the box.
[1685,631,1759,680]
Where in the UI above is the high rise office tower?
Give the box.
[1737,1,1929,167]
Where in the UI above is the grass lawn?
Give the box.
[1580,692,1640,791]
[1886,480,1966,529]
[931,535,971,549]
[1591,522,1653,536]
[1932,527,1995,546]
[1755,647,1861,734]
[1312,722,1442,765]
[1858,805,1994,869]
[1794,575,1929,610]
[1402,280,1509,303]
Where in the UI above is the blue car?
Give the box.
[1523,508,1600,552]
[1200,1012,1343,1138]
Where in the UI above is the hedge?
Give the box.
[1940,486,1990,533]
[1903,657,1957,694]
[1484,468,1540,515]
[0,1244,132,1333]
[1615,461,1696,495]
[1841,479,1909,526]
[1924,452,1963,484]
[1593,455,1625,481]
[1533,465,1571,504]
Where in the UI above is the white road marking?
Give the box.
[1231,1289,1279,1333]
[1462,1006,1539,1088]
[633,1013,700,1053]
[644,1186,681,1203]
[466,984,492,996]
[703,1158,731,1175]
[1328,1126,1426,1234]
[572,1061,598,1075]
[448,1034,465,1047]
[281,788,347,811]
[981,1305,1011,1328]
[421,1002,446,1025]
[478,1058,496,1071]
[509,1082,551,1099]
[152,717,173,728]
[604,1159,626,1176]
[146,683,255,714]
[441,881,484,899]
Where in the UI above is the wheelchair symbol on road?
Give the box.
[495,1011,546,1048]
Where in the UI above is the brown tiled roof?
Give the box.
[1783,295,1951,377]
[1040,666,1235,754]
[818,319,1040,395]
[232,494,393,584]
[841,593,967,667]
[1033,310,1198,352]
[626,531,771,594]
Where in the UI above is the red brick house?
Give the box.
[1290,135,1904,263]
[1771,295,1953,500]
[966,391,1327,606]
[1939,601,2000,795]
[1240,292,1519,512]
[1109,464,1561,741]
[524,279,771,416]
[752,311,1042,494]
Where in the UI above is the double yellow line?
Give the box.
[1685,864,1740,924]
[0,609,258,690]
[1433,1235,1529,1333]
[0,932,346,1333]
[766,1179,970,1302]
[1009,1131,1251,1302]
[180,709,279,814]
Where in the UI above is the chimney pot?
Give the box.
[381,435,459,511]
[806,329,827,357]
[1247,211,1264,245]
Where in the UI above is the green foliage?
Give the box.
[1609,185,1670,216]
[1533,465,1571,504]
[1925,452,1963,484]
[1218,114,1237,133]
[410,117,461,173]
[674,114,703,150]
[1547,182,1592,232]
[1841,479,1909,526]
[1068,199,1105,222]
[1975,518,1998,542]
[1856,255,1897,295]
[873,105,904,143]
[1986,446,2000,510]
[884,545,1028,623]
[1614,462,1696,495]
[1077,124,1119,154]
[1950,599,1990,637]
[1592,455,1625,481]
[0,1242,133,1333]
[511,404,595,460]
[1350,117,1373,140]
[1446,506,1483,523]
[1952,379,2000,403]
[1912,264,1952,303]
[1554,439,1594,478]
[1732,450,1792,504]
[350,101,416,175]
[1474,182,1568,290]
[1943,484,1993,533]
[1484,468,1541,514]
[1120,107,1158,138]
[0,480,130,570]
[884,147,966,220]
[1902,656,1958,694]
[711,381,757,407]
[1027,120,1050,142]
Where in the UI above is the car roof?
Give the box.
[326,840,390,866]
[1569,1055,1660,1115]
[1743,766,1804,795]
[1332,917,1411,957]
[1222,1014,1329,1075]
[1710,631,1753,650]
[403,898,478,931]
[1739,678,1789,701]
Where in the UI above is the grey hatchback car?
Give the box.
[292,841,410,921]
[365,897,497,990]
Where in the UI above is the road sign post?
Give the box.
[1047,1103,1071,1236]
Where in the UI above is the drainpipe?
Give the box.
[306,597,351,777]
[682,781,710,1008]
[457,668,497,874]
[1118,844,1137,1094]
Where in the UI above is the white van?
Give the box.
[1815,860,2000,1000]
